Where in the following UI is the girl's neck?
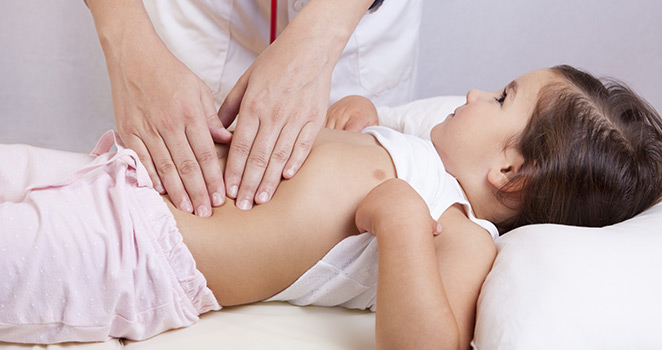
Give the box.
[458,179,517,225]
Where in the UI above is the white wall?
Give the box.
[1,0,661,152]
[418,0,662,107]
[0,0,113,151]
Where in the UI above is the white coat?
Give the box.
[142,0,421,107]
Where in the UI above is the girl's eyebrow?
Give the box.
[507,80,519,100]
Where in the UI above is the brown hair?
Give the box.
[498,65,662,233]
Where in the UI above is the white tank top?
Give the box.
[266,126,499,311]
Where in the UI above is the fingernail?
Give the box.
[181,199,193,213]
[284,168,295,178]
[228,185,238,198]
[257,191,270,203]
[197,205,211,218]
[237,199,252,210]
[212,192,224,206]
[434,223,443,235]
[154,183,165,194]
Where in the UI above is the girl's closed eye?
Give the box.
[495,89,507,105]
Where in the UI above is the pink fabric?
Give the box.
[0,131,220,344]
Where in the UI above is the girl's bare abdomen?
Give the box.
[163,128,395,306]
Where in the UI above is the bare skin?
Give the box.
[158,67,553,347]
[86,0,375,216]
[163,126,497,349]
[163,128,397,306]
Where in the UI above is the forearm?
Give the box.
[85,0,167,67]
[375,223,460,350]
[279,0,374,71]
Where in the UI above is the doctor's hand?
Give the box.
[215,0,376,210]
[108,34,232,218]
[326,95,379,132]
[86,0,232,217]
[216,38,330,210]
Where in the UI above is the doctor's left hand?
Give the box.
[216,37,331,210]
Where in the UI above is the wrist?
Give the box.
[282,0,373,68]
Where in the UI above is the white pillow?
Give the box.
[473,202,662,349]
[376,95,465,139]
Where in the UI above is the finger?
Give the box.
[325,107,338,129]
[197,88,229,207]
[186,121,226,208]
[344,116,369,132]
[217,75,248,128]
[161,125,212,217]
[122,133,165,194]
[201,87,233,144]
[254,124,299,204]
[326,114,345,130]
[208,116,233,144]
[234,122,282,210]
[143,132,194,214]
[326,111,351,131]
[224,115,259,201]
[325,115,335,129]
[282,121,321,179]
[433,221,443,236]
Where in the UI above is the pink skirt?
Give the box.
[0,131,220,344]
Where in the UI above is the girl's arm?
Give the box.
[325,95,467,140]
[356,179,496,349]
[326,95,380,132]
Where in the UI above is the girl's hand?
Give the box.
[355,179,442,237]
[325,95,379,131]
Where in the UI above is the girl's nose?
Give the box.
[466,89,480,103]
[466,89,489,103]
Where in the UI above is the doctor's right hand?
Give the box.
[87,0,231,217]
[107,37,232,218]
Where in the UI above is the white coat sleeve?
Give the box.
[376,96,466,139]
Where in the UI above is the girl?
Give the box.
[1,65,661,349]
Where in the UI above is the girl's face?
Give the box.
[431,69,556,181]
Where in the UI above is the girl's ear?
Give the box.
[487,149,524,192]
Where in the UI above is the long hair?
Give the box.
[497,65,662,233]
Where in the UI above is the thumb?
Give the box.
[217,75,248,128]
[207,114,233,143]
[200,84,232,143]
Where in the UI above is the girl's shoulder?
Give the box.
[435,204,497,258]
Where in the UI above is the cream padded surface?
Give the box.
[0,302,375,349]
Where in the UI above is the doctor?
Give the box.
[86,0,421,216]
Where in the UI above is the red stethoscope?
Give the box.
[270,0,278,43]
